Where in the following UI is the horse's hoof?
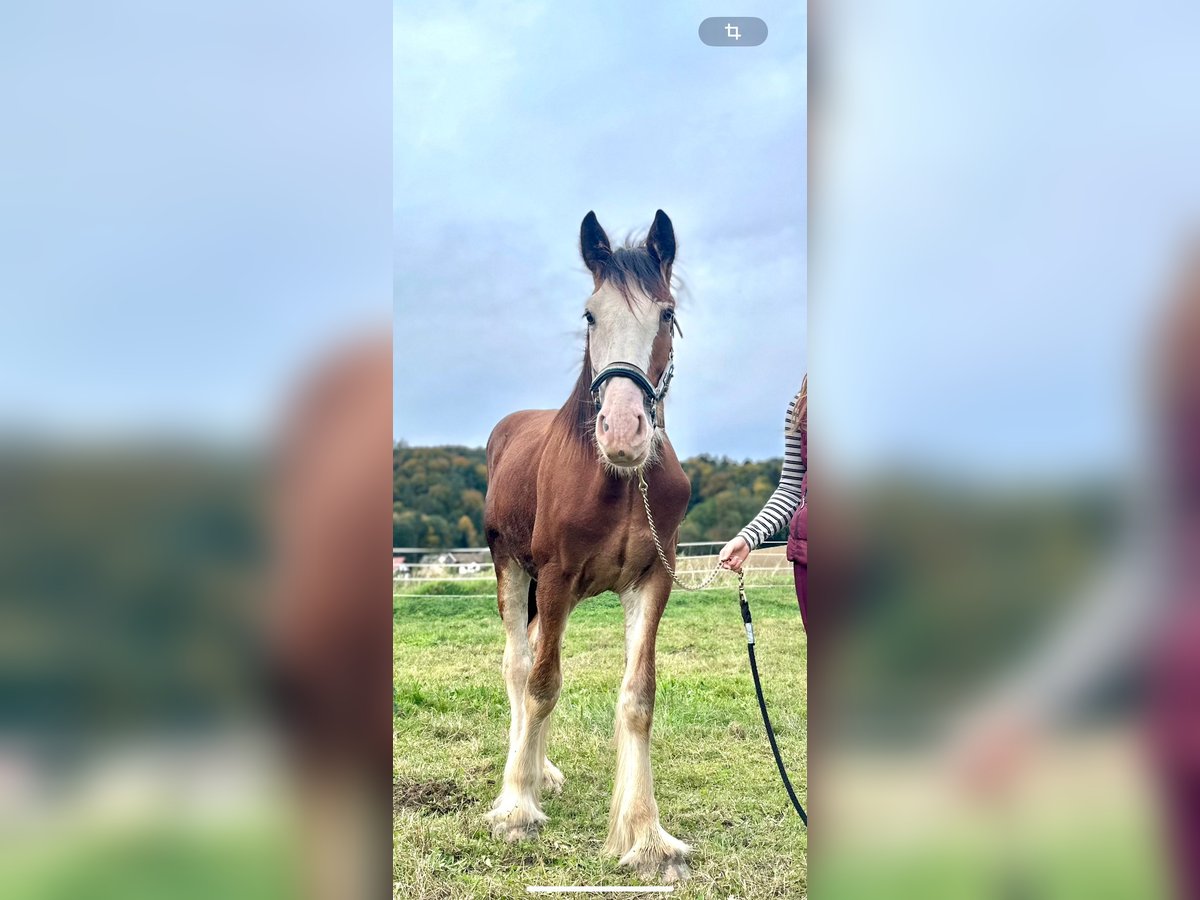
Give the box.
[659,860,691,884]
[491,818,542,843]
[617,828,692,884]
[542,759,565,795]
[630,853,691,884]
[484,800,547,843]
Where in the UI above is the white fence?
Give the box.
[393,541,793,584]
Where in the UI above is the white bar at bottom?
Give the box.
[527,888,674,894]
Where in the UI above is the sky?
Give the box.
[0,2,391,442]
[818,2,1200,478]
[393,2,808,461]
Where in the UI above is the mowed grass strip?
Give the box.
[394,580,807,899]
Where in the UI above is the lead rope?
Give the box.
[636,470,808,826]
[637,470,724,591]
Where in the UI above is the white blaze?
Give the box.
[587,283,664,465]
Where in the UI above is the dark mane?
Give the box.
[593,238,674,306]
[554,337,599,447]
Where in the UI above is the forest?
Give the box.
[393,443,789,548]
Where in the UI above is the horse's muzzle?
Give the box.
[595,378,652,467]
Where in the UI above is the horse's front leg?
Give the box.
[606,572,691,883]
[486,568,569,842]
[528,613,566,796]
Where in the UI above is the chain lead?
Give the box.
[637,469,732,592]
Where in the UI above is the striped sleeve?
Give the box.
[737,393,805,551]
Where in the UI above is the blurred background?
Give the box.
[0,2,392,899]
[813,2,1200,898]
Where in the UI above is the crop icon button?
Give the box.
[699,17,768,47]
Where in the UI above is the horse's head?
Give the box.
[579,210,678,471]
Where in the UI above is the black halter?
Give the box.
[589,350,675,429]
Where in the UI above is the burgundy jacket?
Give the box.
[786,426,807,565]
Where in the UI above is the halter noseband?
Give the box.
[589,350,675,429]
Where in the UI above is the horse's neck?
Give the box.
[552,368,594,445]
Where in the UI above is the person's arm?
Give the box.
[720,396,806,570]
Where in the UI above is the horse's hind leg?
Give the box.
[606,574,691,883]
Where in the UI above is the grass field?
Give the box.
[393,576,807,899]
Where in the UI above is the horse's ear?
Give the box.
[580,211,611,277]
[647,209,676,277]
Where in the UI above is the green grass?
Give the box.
[817,817,1170,900]
[393,579,807,898]
[0,819,296,900]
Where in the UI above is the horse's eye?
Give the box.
[661,309,675,323]
[584,311,595,326]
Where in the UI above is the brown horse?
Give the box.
[483,210,692,882]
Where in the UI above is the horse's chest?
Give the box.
[533,468,687,594]
[575,520,659,596]
[547,487,642,549]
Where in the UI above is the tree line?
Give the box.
[393,443,788,548]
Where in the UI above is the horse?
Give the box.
[482,210,693,882]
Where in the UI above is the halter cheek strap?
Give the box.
[589,350,675,429]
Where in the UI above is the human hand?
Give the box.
[719,536,751,573]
